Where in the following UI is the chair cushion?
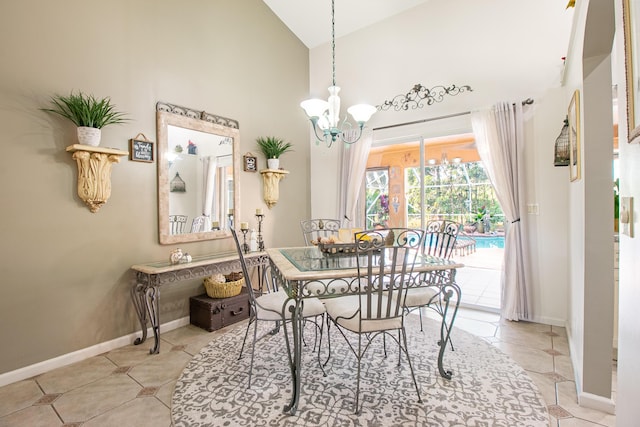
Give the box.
[403,287,439,308]
[255,291,325,321]
[324,295,403,333]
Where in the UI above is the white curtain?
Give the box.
[471,102,532,321]
[338,132,372,228]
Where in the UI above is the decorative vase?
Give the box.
[267,158,280,170]
[169,248,184,265]
[77,126,102,146]
[476,221,484,234]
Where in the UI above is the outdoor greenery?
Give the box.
[614,178,620,220]
[42,91,129,128]
[256,136,293,159]
[406,162,503,229]
[364,161,504,230]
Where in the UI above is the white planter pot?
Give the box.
[77,126,102,146]
[267,158,280,170]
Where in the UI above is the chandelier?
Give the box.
[300,0,377,147]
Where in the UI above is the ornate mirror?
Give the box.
[156,102,240,244]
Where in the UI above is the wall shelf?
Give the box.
[66,144,129,213]
[260,169,289,208]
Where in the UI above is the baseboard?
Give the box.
[578,392,616,414]
[529,314,566,328]
[0,316,191,388]
[566,322,616,415]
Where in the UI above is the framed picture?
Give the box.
[129,139,154,162]
[568,90,581,182]
[624,0,640,143]
[243,153,257,172]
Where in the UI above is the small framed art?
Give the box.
[129,138,154,163]
[243,153,257,172]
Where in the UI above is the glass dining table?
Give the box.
[266,246,463,416]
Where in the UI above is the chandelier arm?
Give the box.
[308,117,329,143]
[340,125,364,145]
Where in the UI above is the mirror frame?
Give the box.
[156,102,240,245]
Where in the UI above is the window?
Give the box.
[364,168,389,229]
[406,161,504,230]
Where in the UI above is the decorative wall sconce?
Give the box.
[260,169,289,208]
[66,144,128,212]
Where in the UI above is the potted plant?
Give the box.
[475,205,489,233]
[256,136,293,169]
[42,91,129,146]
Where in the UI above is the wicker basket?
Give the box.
[203,276,244,299]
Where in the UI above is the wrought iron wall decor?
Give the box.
[378,84,473,112]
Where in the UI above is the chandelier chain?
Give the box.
[331,0,336,87]
[299,0,376,146]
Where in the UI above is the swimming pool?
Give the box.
[463,235,505,249]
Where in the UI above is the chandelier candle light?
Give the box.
[300,0,376,147]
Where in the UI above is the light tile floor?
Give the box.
[0,308,616,426]
[453,247,504,311]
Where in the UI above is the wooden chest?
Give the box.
[189,288,250,332]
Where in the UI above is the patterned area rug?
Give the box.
[172,316,548,426]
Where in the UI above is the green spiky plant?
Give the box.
[42,91,129,128]
[256,136,293,159]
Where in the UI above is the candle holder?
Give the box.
[227,212,234,229]
[241,228,250,254]
[256,213,265,251]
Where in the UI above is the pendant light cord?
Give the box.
[331,0,336,87]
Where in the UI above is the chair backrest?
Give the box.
[230,229,279,306]
[424,220,461,259]
[169,215,188,235]
[190,215,207,233]
[300,218,341,245]
[355,228,424,323]
[230,229,259,308]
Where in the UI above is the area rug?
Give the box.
[172,316,548,426]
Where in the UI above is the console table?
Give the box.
[131,251,268,354]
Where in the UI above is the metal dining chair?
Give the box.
[404,219,461,334]
[230,230,326,388]
[300,218,341,245]
[322,227,425,413]
[169,215,188,234]
[190,215,207,233]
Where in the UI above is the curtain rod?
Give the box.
[373,98,534,132]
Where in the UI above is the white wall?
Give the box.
[307,0,571,325]
[556,0,616,412]
[613,0,640,422]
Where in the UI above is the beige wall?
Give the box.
[0,0,310,376]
